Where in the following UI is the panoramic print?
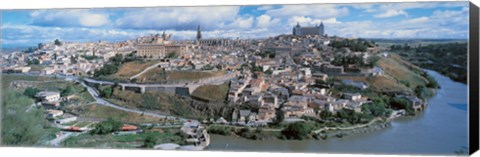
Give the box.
[0,2,469,155]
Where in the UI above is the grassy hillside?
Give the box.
[167,70,226,81]
[1,89,57,146]
[135,68,226,83]
[113,60,158,79]
[67,104,167,124]
[62,128,187,148]
[1,74,55,90]
[107,88,207,120]
[136,67,166,82]
[334,53,431,94]
[335,75,408,92]
[376,54,428,89]
[2,74,94,104]
[191,82,230,102]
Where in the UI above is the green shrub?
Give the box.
[90,118,122,135]
[390,97,414,115]
[207,125,232,135]
[23,87,39,98]
[281,122,313,140]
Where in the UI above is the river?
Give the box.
[206,70,468,155]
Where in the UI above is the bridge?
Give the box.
[83,71,238,96]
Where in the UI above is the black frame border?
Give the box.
[469,1,479,155]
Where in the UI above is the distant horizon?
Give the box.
[1,2,469,48]
[1,37,469,51]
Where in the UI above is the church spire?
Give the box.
[196,25,202,40]
[162,30,166,39]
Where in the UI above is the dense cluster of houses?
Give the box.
[1,40,136,76]
[209,35,394,125]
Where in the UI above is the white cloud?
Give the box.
[224,16,254,30]
[376,2,468,11]
[1,24,155,47]
[115,6,240,30]
[375,9,408,18]
[79,13,110,27]
[255,14,281,28]
[265,4,349,19]
[288,16,340,26]
[30,9,110,27]
[430,7,469,25]
[358,2,468,20]
[405,16,429,24]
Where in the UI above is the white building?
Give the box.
[36,91,60,102]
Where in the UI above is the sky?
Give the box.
[0,2,470,48]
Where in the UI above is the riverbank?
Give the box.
[206,70,468,155]
[206,116,395,142]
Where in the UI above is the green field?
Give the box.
[62,129,187,148]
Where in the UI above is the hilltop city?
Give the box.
[2,22,440,149]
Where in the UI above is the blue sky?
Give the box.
[0,2,469,48]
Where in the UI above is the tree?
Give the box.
[202,64,213,70]
[215,64,222,70]
[130,78,137,83]
[367,56,380,66]
[27,59,40,65]
[362,102,388,117]
[253,66,262,72]
[110,54,123,63]
[90,118,122,135]
[415,85,433,100]
[54,39,62,46]
[272,109,284,125]
[264,70,273,75]
[335,109,349,119]
[23,87,39,98]
[335,108,364,124]
[100,86,113,98]
[61,85,75,97]
[166,51,178,59]
[390,97,414,115]
[319,110,333,120]
[143,134,158,148]
[425,75,440,89]
[281,122,313,140]
[94,63,119,77]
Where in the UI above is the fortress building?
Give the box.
[136,32,188,59]
[292,22,324,36]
